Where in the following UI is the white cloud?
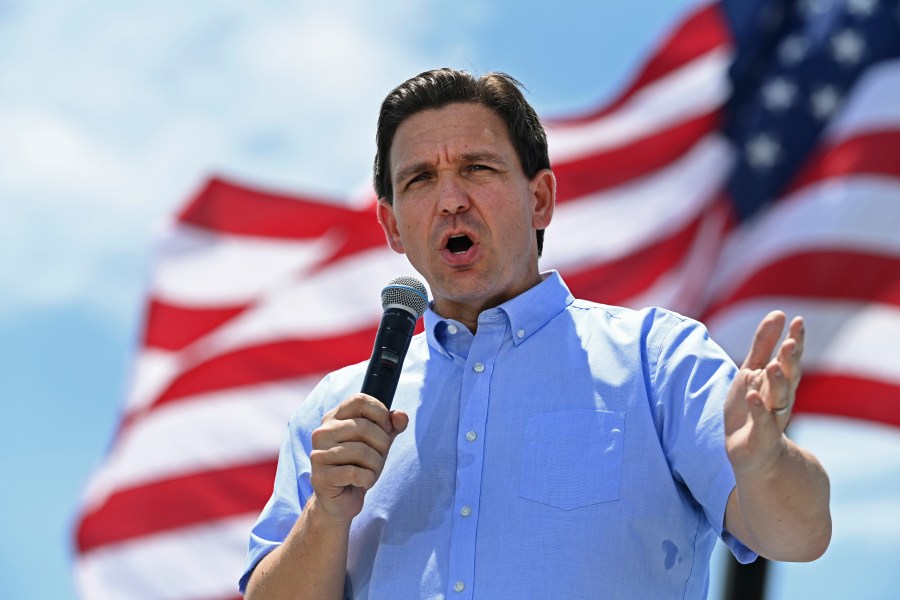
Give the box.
[0,0,479,322]
[2,112,136,196]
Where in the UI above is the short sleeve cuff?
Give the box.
[701,453,758,564]
[238,536,281,594]
[722,528,758,564]
[713,477,758,564]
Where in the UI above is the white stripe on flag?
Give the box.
[82,377,317,509]
[75,514,255,600]
[547,47,732,160]
[707,298,900,386]
[824,59,900,142]
[151,223,339,305]
[544,134,733,270]
[708,177,900,301]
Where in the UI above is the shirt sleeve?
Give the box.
[237,385,323,593]
[648,311,758,564]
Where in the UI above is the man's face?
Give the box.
[377,102,555,324]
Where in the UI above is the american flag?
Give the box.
[73,0,900,598]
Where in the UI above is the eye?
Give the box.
[407,173,430,186]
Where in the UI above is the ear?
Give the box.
[377,200,406,254]
[529,168,555,230]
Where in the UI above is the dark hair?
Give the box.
[373,68,551,254]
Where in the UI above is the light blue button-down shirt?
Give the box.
[240,271,754,599]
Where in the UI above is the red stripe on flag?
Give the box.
[553,112,720,203]
[76,460,277,553]
[704,250,900,319]
[152,330,377,408]
[550,3,729,124]
[145,299,247,351]
[180,178,342,237]
[787,130,900,192]
[795,373,900,427]
[563,209,712,305]
[178,179,386,264]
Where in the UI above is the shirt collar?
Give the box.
[424,270,574,357]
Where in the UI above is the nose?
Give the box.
[437,176,470,215]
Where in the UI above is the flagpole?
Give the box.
[723,555,769,600]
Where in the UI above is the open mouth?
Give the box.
[446,234,474,254]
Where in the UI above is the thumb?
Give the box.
[729,369,750,402]
[725,370,751,435]
[389,410,409,438]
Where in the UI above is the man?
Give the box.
[240,68,831,599]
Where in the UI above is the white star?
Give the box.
[810,85,843,119]
[762,77,799,111]
[779,34,810,65]
[830,28,866,66]
[746,133,782,170]
[846,0,879,18]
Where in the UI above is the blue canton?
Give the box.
[721,0,900,220]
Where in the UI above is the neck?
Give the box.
[432,272,545,333]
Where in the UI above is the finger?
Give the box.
[311,463,378,491]
[776,317,804,363]
[313,417,392,455]
[311,440,388,476]
[775,316,805,388]
[745,388,773,425]
[788,315,805,356]
[742,310,786,370]
[776,337,803,391]
[331,394,392,432]
[763,361,792,414]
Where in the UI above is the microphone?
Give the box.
[361,276,429,409]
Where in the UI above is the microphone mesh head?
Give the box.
[381,276,428,317]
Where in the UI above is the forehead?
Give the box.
[389,103,515,172]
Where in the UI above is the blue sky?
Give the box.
[1,1,898,598]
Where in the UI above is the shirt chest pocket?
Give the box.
[519,409,625,510]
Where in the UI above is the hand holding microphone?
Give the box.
[309,277,427,522]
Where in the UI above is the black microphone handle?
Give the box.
[361,306,418,409]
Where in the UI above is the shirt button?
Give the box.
[454,581,465,592]
[465,430,477,442]
[447,323,458,335]
[460,505,472,517]
[517,328,525,338]
[473,362,485,373]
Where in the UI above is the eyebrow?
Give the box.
[394,161,431,185]
[393,151,509,184]
[459,151,507,165]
